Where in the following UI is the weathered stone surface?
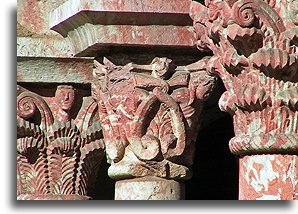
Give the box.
[49,0,196,56]
[17,57,94,84]
[17,85,104,200]
[50,0,192,34]
[239,154,298,200]
[17,0,68,37]
[190,0,298,154]
[190,0,298,200]
[18,0,298,200]
[92,55,216,182]
[17,37,74,57]
[115,176,184,200]
[66,25,196,57]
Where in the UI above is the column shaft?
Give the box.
[239,154,298,200]
[115,177,184,200]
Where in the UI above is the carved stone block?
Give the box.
[17,85,104,200]
[92,56,216,181]
[190,0,298,200]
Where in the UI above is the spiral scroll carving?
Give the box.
[190,0,297,156]
[17,91,54,127]
[232,3,256,27]
[17,86,105,200]
[93,56,215,180]
[17,94,37,119]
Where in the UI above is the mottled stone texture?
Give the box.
[17,85,104,200]
[18,0,298,200]
[17,57,94,83]
[239,155,298,200]
[18,0,213,200]
[191,0,298,199]
[18,0,68,37]
[115,176,184,200]
[92,55,216,198]
[17,0,75,58]
[49,0,195,56]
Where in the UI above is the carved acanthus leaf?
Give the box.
[191,0,298,155]
[235,84,271,111]
[92,56,216,180]
[17,86,104,199]
[276,87,298,111]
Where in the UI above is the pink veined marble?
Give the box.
[92,56,216,181]
[17,85,104,200]
[190,0,298,200]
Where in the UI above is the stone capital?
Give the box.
[190,0,298,156]
[17,85,104,200]
[92,55,216,181]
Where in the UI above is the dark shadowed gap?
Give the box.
[91,156,115,200]
[185,114,238,200]
[184,78,238,199]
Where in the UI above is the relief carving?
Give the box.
[17,85,104,200]
[190,0,298,156]
[92,56,216,180]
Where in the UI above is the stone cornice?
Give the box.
[49,0,196,57]
[50,0,192,34]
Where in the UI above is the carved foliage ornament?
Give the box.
[17,85,104,200]
[190,0,298,155]
[92,57,216,180]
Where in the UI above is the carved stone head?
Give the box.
[55,85,75,111]
[151,57,174,79]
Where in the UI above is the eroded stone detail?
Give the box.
[190,0,298,200]
[17,85,104,200]
[92,56,216,180]
[190,0,298,156]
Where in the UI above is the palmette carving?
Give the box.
[190,0,298,155]
[92,56,216,180]
[17,85,104,200]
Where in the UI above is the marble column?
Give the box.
[190,0,298,199]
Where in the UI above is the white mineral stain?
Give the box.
[256,193,281,200]
[248,118,266,134]
[243,155,279,193]
[132,31,136,39]
[107,114,122,126]
[136,31,143,37]
[117,104,133,120]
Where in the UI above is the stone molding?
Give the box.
[190,0,298,156]
[92,55,216,180]
[17,57,94,84]
[50,0,192,35]
[17,37,75,58]
[49,0,196,56]
[17,85,104,200]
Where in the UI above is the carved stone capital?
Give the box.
[17,85,104,200]
[190,0,298,156]
[92,56,216,180]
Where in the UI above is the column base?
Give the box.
[115,176,185,200]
